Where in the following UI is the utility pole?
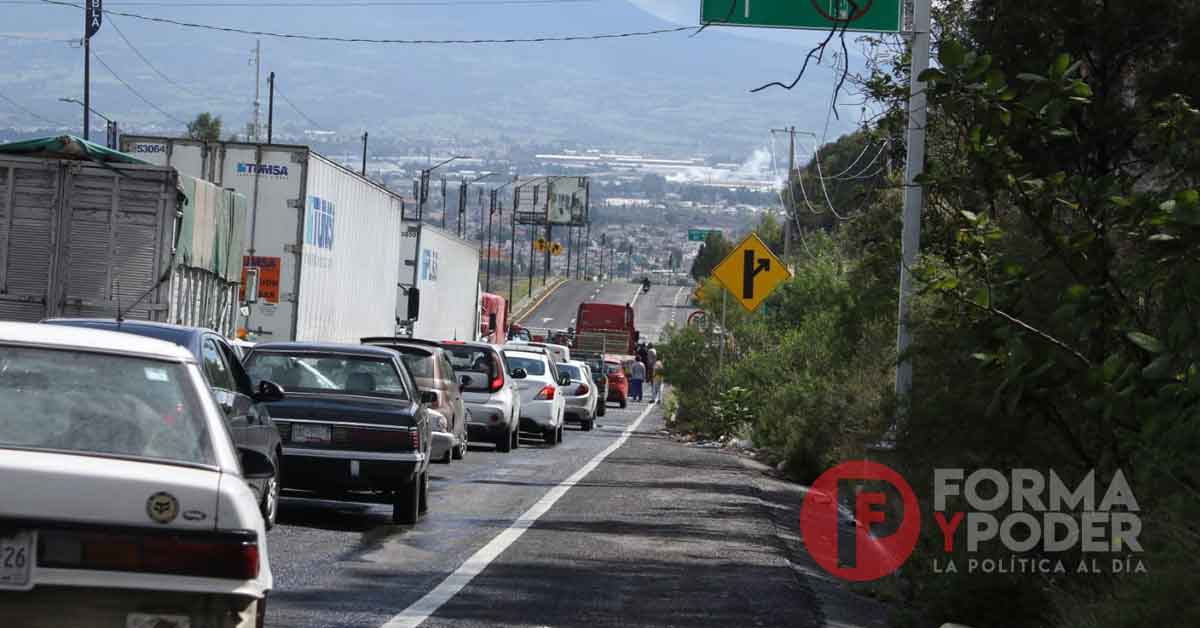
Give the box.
[458,180,468,238]
[82,0,104,142]
[361,132,368,177]
[485,189,496,292]
[509,188,517,305]
[771,126,798,258]
[895,0,934,410]
[583,222,591,280]
[441,177,448,229]
[266,72,275,143]
[252,40,261,141]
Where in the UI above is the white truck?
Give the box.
[0,135,246,335]
[122,135,406,343]
[397,222,481,342]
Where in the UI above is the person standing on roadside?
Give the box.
[651,358,664,403]
[646,343,658,380]
[630,356,646,402]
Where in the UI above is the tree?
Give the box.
[689,231,732,280]
[186,113,222,141]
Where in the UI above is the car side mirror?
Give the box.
[460,375,471,387]
[255,380,285,402]
[239,447,276,480]
[512,368,528,380]
[420,390,438,404]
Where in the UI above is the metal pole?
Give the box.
[527,219,535,298]
[267,72,275,143]
[584,222,591,280]
[895,0,933,407]
[719,289,727,369]
[361,132,368,177]
[485,189,495,292]
[543,223,551,285]
[458,180,467,238]
[509,191,517,305]
[83,16,90,141]
[441,177,448,229]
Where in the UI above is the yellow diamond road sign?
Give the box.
[712,233,791,312]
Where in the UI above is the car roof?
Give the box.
[250,341,399,357]
[362,337,443,349]
[503,347,550,360]
[503,343,550,354]
[42,317,214,344]
[0,321,194,362]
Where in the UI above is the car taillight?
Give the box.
[534,385,556,400]
[577,382,590,395]
[489,375,505,393]
[40,530,259,580]
[411,429,421,450]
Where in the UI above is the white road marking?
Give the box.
[541,317,553,324]
[381,404,657,628]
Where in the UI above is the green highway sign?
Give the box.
[699,0,902,33]
[688,228,719,242]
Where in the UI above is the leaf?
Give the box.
[997,108,1012,126]
[972,287,991,308]
[918,68,946,83]
[1066,284,1089,300]
[1127,331,1165,354]
[1148,233,1179,242]
[1052,53,1071,77]
[1101,354,1122,381]
[938,39,966,68]
[1175,189,1199,208]
[1050,128,1074,138]
[1071,81,1094,98]
[1017,73,1048,83]
[960,210,979,222]
[985,69,1006,90]
[1142,354,1176,380]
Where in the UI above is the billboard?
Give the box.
[547,176,588,225]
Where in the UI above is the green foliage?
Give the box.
[689,231,733,281]
[186,112,222,141]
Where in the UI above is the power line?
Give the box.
[10,0,600,4]
[39,0,695,44]
[0,90,69,126]
[0,32,76,41]
[107,16,200,96]
[91,49,187,125]
[273,83,323,129]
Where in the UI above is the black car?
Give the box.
[41,318,287,528]
[242,342,434,524]
[571,350,609,417]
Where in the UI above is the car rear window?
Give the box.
[396,348,435,379]
[245,352,409,399]
[0,345,214,466]
[557,363,582,381]
[443,345,501,392]
[504,353,546,377]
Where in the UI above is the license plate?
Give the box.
[0,530,34,590]
[127,614,190,628]
[294,424,331,444]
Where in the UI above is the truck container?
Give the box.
[479,292,507,344]
[122,135,405,343]
[0,136,246,335]
[396,222,480,342]
[574,302,638,354]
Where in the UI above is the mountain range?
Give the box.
[1,0,865,156]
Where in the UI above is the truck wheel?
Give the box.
[543,428,557,446]
[393,476,421,524]
[418,472,429,514]
[496,430,512,453]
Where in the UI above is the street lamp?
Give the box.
[512,176,548,300]
[484,175,520,294]
[417,155,468,221]
[59,97,117,148]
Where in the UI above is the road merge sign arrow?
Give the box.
[551,242,564,256]
[712,233,791,312]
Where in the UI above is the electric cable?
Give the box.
[107,16,201,96]
[0,90,69,126]
[91,49,187,125]
[272,82,323,129]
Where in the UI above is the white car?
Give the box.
[0,322,274,628]
[557,360,599,431]
[440,341,523,453]
[502,348,568,446]
[504,341,570,364]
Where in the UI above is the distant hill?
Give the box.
[0,1,860,155]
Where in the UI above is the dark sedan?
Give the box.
[242,342,433,524]
[41,318,286,528]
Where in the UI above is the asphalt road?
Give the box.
[263,279,856,628]
[518,279,695,343]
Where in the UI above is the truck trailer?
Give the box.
[122,135,405,343]
[396,222,480,342]
[0,136,246,335]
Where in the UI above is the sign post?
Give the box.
[83,0,102,142]
[711,233,792,312]
[699,0,901,33]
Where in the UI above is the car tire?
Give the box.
[442,446,452,464]
[453,434,466,460]
[582,419,594,431]
[260,452,281,530]
[597,403,606,417]
[543,428,557,445]
[557,426,564,443]
[393,476,421,524]
[620,399,627,409]
[496,429,512,453]
[418,472,429,514]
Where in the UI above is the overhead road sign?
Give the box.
[688,228,720,242]
[699,0,902,33]
[712,233,791,312]
[547,176,589,226]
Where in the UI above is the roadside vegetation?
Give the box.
[662,0,1200,626]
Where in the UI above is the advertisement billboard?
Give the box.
[547,176,588,225]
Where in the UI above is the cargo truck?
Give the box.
[0,136,246,335]
[122,135,405,343]
[396,222,481,342]
[574,302,639,355]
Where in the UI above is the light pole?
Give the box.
[511,177,546,300]
[485,176,519,294]
[60,97,116,148]
[418,155,468,221]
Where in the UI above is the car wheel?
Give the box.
[393,476,421,524]
[597,403,606,417]
[442,446,452,464]
[512,427,521,449]
[582,419,594,432]
[418,472,429,514]
[620,399,628,409]
[557,426,564,443]
[543,428,557,446]
[496,429,512,453]
[260,453,281,530]
[453,433,466,460]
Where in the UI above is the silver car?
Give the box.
[557,360,598,431]
[440,341,524,453]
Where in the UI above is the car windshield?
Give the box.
[444,345,500,392]
[396,348,435,379]
[605,362,622,375]
[246,352,409,399]
[0,345,214,466]
[504,353,546,376]
[557,363,582,381]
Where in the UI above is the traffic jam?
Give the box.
[0,137,645,627]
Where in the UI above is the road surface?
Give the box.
[518,280,695,343]
[264,278,883,628]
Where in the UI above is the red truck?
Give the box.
[574,302,639,355]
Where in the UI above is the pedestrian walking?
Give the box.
[646,343,658,380]
[630,356,646,402]
[651,359,664,403]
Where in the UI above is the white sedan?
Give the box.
[0,322,274,628]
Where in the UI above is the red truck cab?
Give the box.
[575,302,638,355]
